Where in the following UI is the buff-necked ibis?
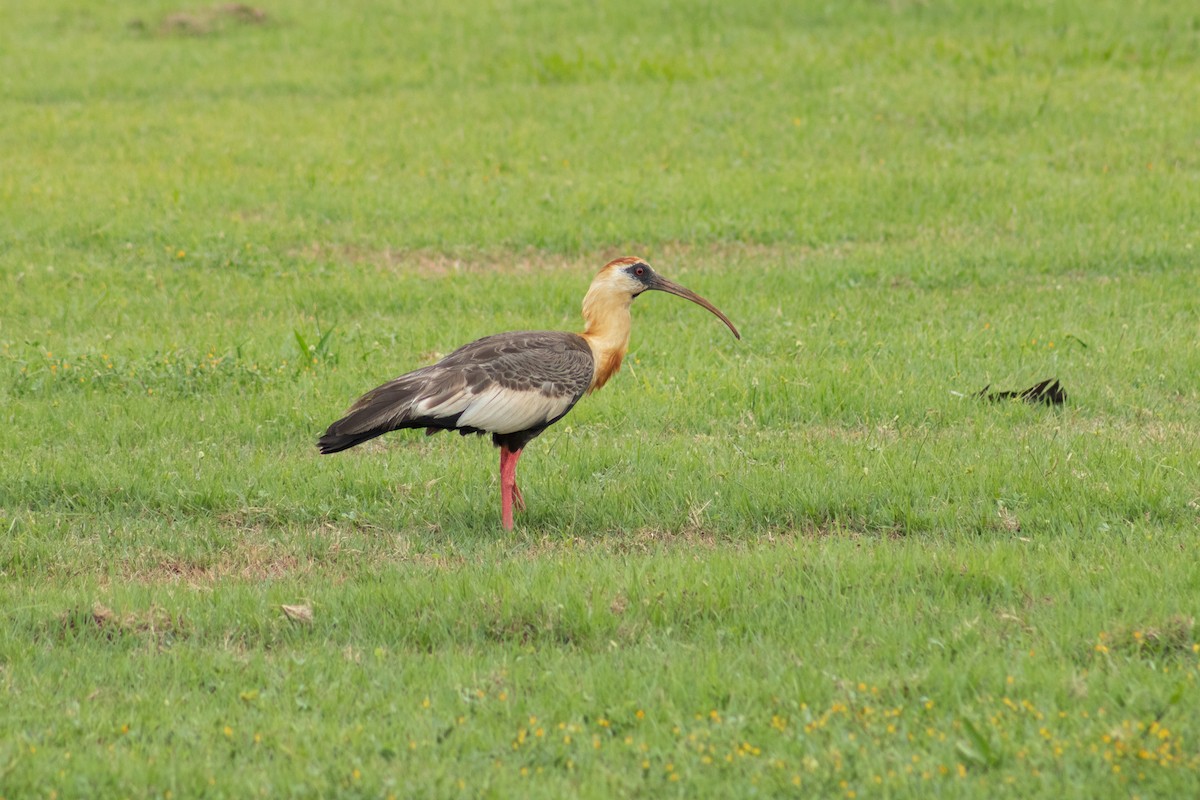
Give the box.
[317,257,740,530]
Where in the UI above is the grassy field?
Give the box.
[2,0,1199,796]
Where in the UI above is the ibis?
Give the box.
[317,257,740,529]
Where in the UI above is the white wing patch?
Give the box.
[455,384,573,434]
[412,386,473,419]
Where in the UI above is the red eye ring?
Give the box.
[635,266,645,275]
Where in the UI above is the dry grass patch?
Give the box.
[121,546,304,586]
[58,602,188,643]
[292,243,598,276]
[289,241,842,277]
[1103,616,1196,659]
[517,524,835,557]
[280,602,313,624]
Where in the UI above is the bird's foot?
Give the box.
[512,484,526,512]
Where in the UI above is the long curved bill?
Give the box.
[647,275,741,340]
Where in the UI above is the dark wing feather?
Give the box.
[976,377,1067,406]
[317,331,593,454]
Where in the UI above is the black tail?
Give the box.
[317,395,416,454]
[316,369,466,455]
[316,379,416,455]
[976,377,1067,406]
[317,425,390,454]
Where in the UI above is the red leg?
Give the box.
[499,445,524,531]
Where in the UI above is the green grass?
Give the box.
[2,0,1199,796]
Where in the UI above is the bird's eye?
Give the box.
[634,266,645,276]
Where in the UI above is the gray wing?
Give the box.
[318,331,593,453]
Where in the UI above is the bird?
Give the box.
[317,257,740,530]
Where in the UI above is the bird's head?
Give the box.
[587,257,741,339]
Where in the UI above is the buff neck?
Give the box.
[579,281,635,392]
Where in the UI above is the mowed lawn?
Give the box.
[1,0,1199,797]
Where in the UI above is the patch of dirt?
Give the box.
[113,524,469,585]
[131,4,268,37]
